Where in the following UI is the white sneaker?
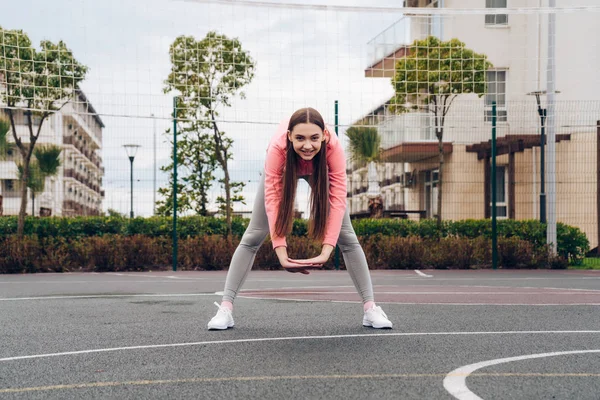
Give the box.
[207,302,235,330]
[363,305,393,329]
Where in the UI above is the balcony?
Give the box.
[365,14,438,77]
[64,168,103,195]
[69,112,102,148]
[63,135,103,170]
[379,112,435,147]
[377,112,453,163]
[62,200,102,217]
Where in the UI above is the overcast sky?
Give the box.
[3,0,405,217]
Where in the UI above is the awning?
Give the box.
[381,142,453,163]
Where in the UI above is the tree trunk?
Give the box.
[210,112,232,237]
[17,164,29,237]
[223,164,232,237]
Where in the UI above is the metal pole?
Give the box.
[152,113,157,216]
[334,100,340,271]
[172,97,178,272]
[539,106,546,224]
[491,102,498,270]
[129,157,134,218]
[546,0,557,252]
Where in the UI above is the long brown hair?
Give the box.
[275,107,329,241]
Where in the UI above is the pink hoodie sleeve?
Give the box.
[322,131,348,247]
[264,119,289,249]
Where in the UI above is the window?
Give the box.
[2,180,20,198]
[485,70,508,122]
[485,0,508,25]
[424,169,439,219]
[490,166,508,218]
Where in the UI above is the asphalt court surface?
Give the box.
[1,269,599,399]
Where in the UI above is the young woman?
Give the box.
[208,107,392,330]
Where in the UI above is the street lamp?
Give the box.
[123,144,141,218]
[527,90,559,224]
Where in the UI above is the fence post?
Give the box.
[491,102,498,270]
[172,97,178,272]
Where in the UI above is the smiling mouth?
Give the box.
[301,151,314,155]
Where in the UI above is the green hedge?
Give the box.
[0,216,589,264]
[0,234,568,274]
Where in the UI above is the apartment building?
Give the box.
[348,0,600,249]
[0,90,105,216]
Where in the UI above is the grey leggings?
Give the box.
[222,174,374,304]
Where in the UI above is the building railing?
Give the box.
[63,135,103,170]
[64,168,102,194]
[62,200,102,216]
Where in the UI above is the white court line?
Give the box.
[415,270,433,278]
[0,293,218,301]
[443,349,600,400]
[0,280,207,284]
[240,291,600,295]
[1,331,599,363]
[237,294,600,306]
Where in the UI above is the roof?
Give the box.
[75,89,105,128]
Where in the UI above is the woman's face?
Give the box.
[287,123,325,161]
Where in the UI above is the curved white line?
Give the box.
[443,349,600,400]
[2,331,599,362]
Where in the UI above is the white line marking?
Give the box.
[240,291,599,295]
[415,270,433,278]
[443,349,600,400]
[0,280,207,284]
[2,331,599,363]
[0,293,218,301]
[237,294,600,306]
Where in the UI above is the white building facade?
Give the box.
[348,0,600,248]
[0,90,104,217]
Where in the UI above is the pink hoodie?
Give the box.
[264,118,347,249]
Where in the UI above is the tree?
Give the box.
[345,126,383,218]
[17,145,61,216]
[391,36,492,227]
[0,26,87,235]
[156,126,216,216]
[164,31,255,236]
[107,208,125,218]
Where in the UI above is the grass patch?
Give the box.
[569,257,600,270]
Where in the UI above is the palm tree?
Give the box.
[345,126,383,218]
[17,145,61,216]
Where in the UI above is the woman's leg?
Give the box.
[336,209,375,305]
[221,174,270,304]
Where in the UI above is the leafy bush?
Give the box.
[0,216,589,272]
